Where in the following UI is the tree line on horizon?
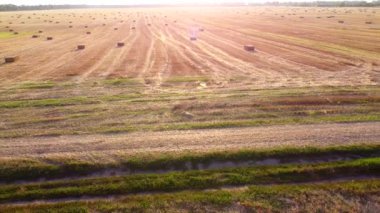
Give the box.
[0,1,379,12]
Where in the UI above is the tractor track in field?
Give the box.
[165,25,234,82]
[189,19,378,87]
[163,26,217,76]
[76,23,138,80]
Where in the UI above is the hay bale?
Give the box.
[32,35,39,38]
[114,28,118,30]
[244,45,255,52]
[13,32,18,35]
[46,37,53,40]
[190,36,197,41]
[365,21,372,24]
[131,26,136,30]
[199,28,205,32]
[77,45,85,50]
[38,30,43,33]
[117,42,125,47]
[86,32,91,34]
[4,56,19,63]
[338,20,344,23]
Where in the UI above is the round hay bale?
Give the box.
[46,37,53,40]
[32,35,39,38]
[114,28,118,30]
[86,32,91,34]
[338,20,344,23]
[365,21,372,24]
[190,36,197,41]
[117,42,125,47]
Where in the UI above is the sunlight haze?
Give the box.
[0,0,371,6]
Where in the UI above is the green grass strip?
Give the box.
[1,179,379,212]
[0,157,379,203]
[0,97,97,108]
[1,144,379,183]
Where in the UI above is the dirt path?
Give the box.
[0,122,379,161]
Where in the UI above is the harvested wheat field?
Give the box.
[0,6,380,212]
[0,7,379,87]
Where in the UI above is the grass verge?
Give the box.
[1,144,379,183]
[1,179,379,212]
[0,157,379,203]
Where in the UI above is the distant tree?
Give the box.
[0,1,379,12]
[0,4,90,12]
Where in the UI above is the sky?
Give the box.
[0,0,373,6]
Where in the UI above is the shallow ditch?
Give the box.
[5,175,380,206]
[7,152,380,185]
